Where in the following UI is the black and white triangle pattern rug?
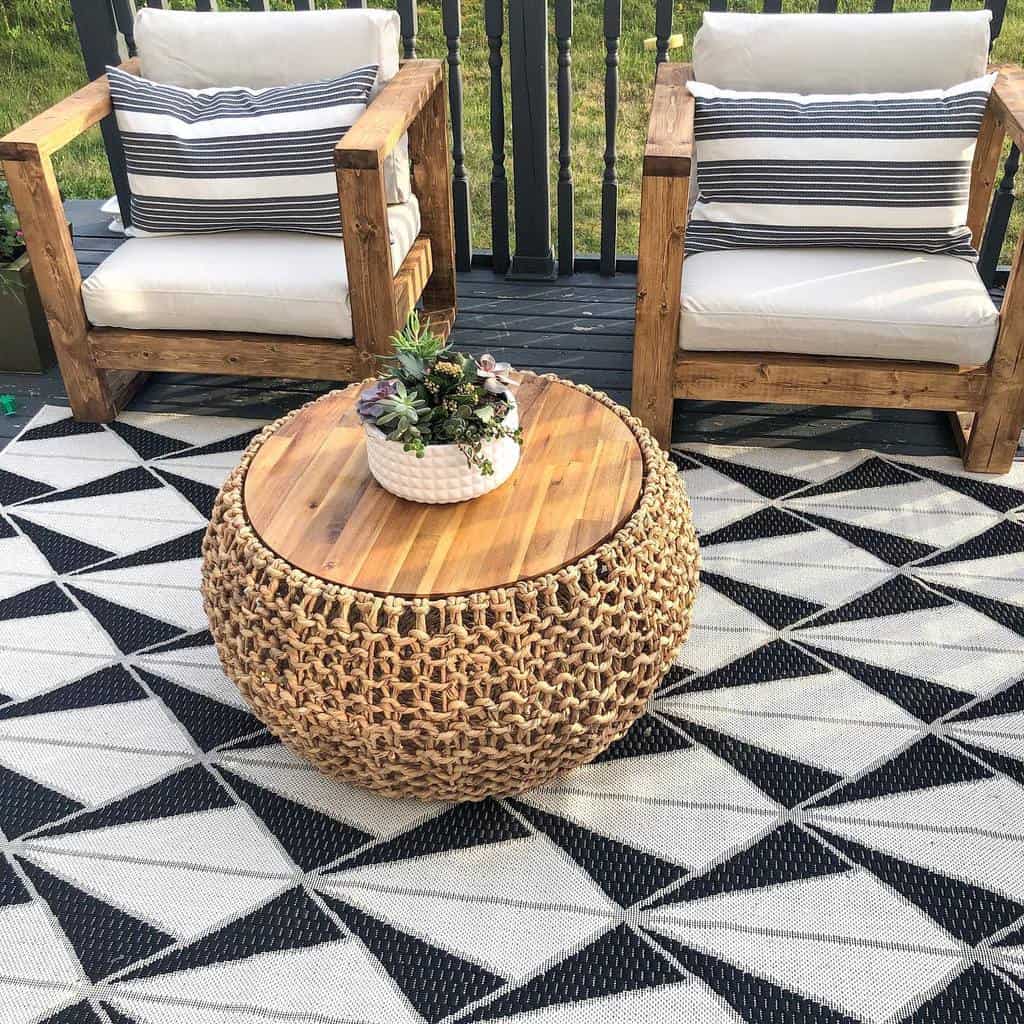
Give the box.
[1,404,1023,1024]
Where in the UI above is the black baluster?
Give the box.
[816,0,838,12]
[345,0,367,8]
[193,0,218,10]
[979,145,1020,289]
[292,1,316,9]
[654,0,672,66]
[146,0,169,7]
[442,0,472,271]
[69,0,133,225]
[397,0,417,59]
[762,0,782,11]
[929,0,953,9]
[872,0,895,12]
[110,0,136,54]
[507,0,555,278]
[555,0,574,276]
[247,0,270,10]
[708,0,727,10]
[485,0,510,274]
[988,0,1008,41]
[600,0,620,277]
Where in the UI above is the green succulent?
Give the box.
[371,381,429,449]
[386,313,452,381]
[358,314,522,474]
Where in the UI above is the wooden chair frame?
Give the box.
[633,62,1024,475]
[0,58,456,423]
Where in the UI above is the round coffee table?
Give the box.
[202,374,699,801]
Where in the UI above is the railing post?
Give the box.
[110,0,137,52]
[654,0,672,66]
[555,0,574,276]
[441,0,472,272]
[484,0,511,275]
[988,0,1008,40]
[507,0,556,280]
[599,0,621,276]
[397,0,417,59]
[69,0,133,228]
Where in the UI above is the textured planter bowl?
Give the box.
[0,252,55,374]
[364,404,520,504]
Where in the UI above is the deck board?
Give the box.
[0,198,1011,462]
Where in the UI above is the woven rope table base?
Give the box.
[201,377,700,801]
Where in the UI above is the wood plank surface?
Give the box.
[674,352,990,412]
[334,60,443,171]
[90,328,361,380]
[243,376,643,597]
[643,62,694,178]
[990,64,1024,152]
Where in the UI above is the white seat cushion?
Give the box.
[692,11,991,93]
[134,7,409,204]
[83,196,420,341]
[679,248,999,367]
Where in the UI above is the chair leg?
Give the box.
[959,395,1024,474]
[632,173,688,449]
[960,228,1024,474]
[4,155,133,422]
[61,347,128,424]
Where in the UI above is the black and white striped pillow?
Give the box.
[107,64,378,236]
[685,75,996,260]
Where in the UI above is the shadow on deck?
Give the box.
[0,200,972,460]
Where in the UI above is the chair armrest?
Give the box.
[991,64,1024,151]
[0,59,139,161]
[335,59,444,171]
[644,62,694,179]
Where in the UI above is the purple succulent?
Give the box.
[357,378,398,422]
[476,353,517,396]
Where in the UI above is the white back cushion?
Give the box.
[134,8,409,203]
[692,11,991,93]
[135,8,399,90]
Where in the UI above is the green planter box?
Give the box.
[0,252,55,374]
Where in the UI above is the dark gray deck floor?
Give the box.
[0,199,997,461]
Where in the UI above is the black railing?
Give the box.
[73,0,1015,284]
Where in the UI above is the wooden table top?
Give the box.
[243,376,644,597]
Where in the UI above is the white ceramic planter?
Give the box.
[364,404,520,504]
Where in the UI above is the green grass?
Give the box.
[1,0,1021,259]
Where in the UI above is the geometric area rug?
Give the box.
[0,405,1022,1024]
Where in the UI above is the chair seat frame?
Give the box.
[633,62,1024,474]
[0,58,455,422]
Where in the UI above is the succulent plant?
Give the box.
[356,313,522,474]
[476,353,517,396]
[356,379,396,422]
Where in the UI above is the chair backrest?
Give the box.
[692,11,992,93]
[132,8,409,205]
[134,8,400,93]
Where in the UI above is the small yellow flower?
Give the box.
[433,361,462,378]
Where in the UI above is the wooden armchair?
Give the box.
[634,61,1024,475]
[0,58,455,423]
